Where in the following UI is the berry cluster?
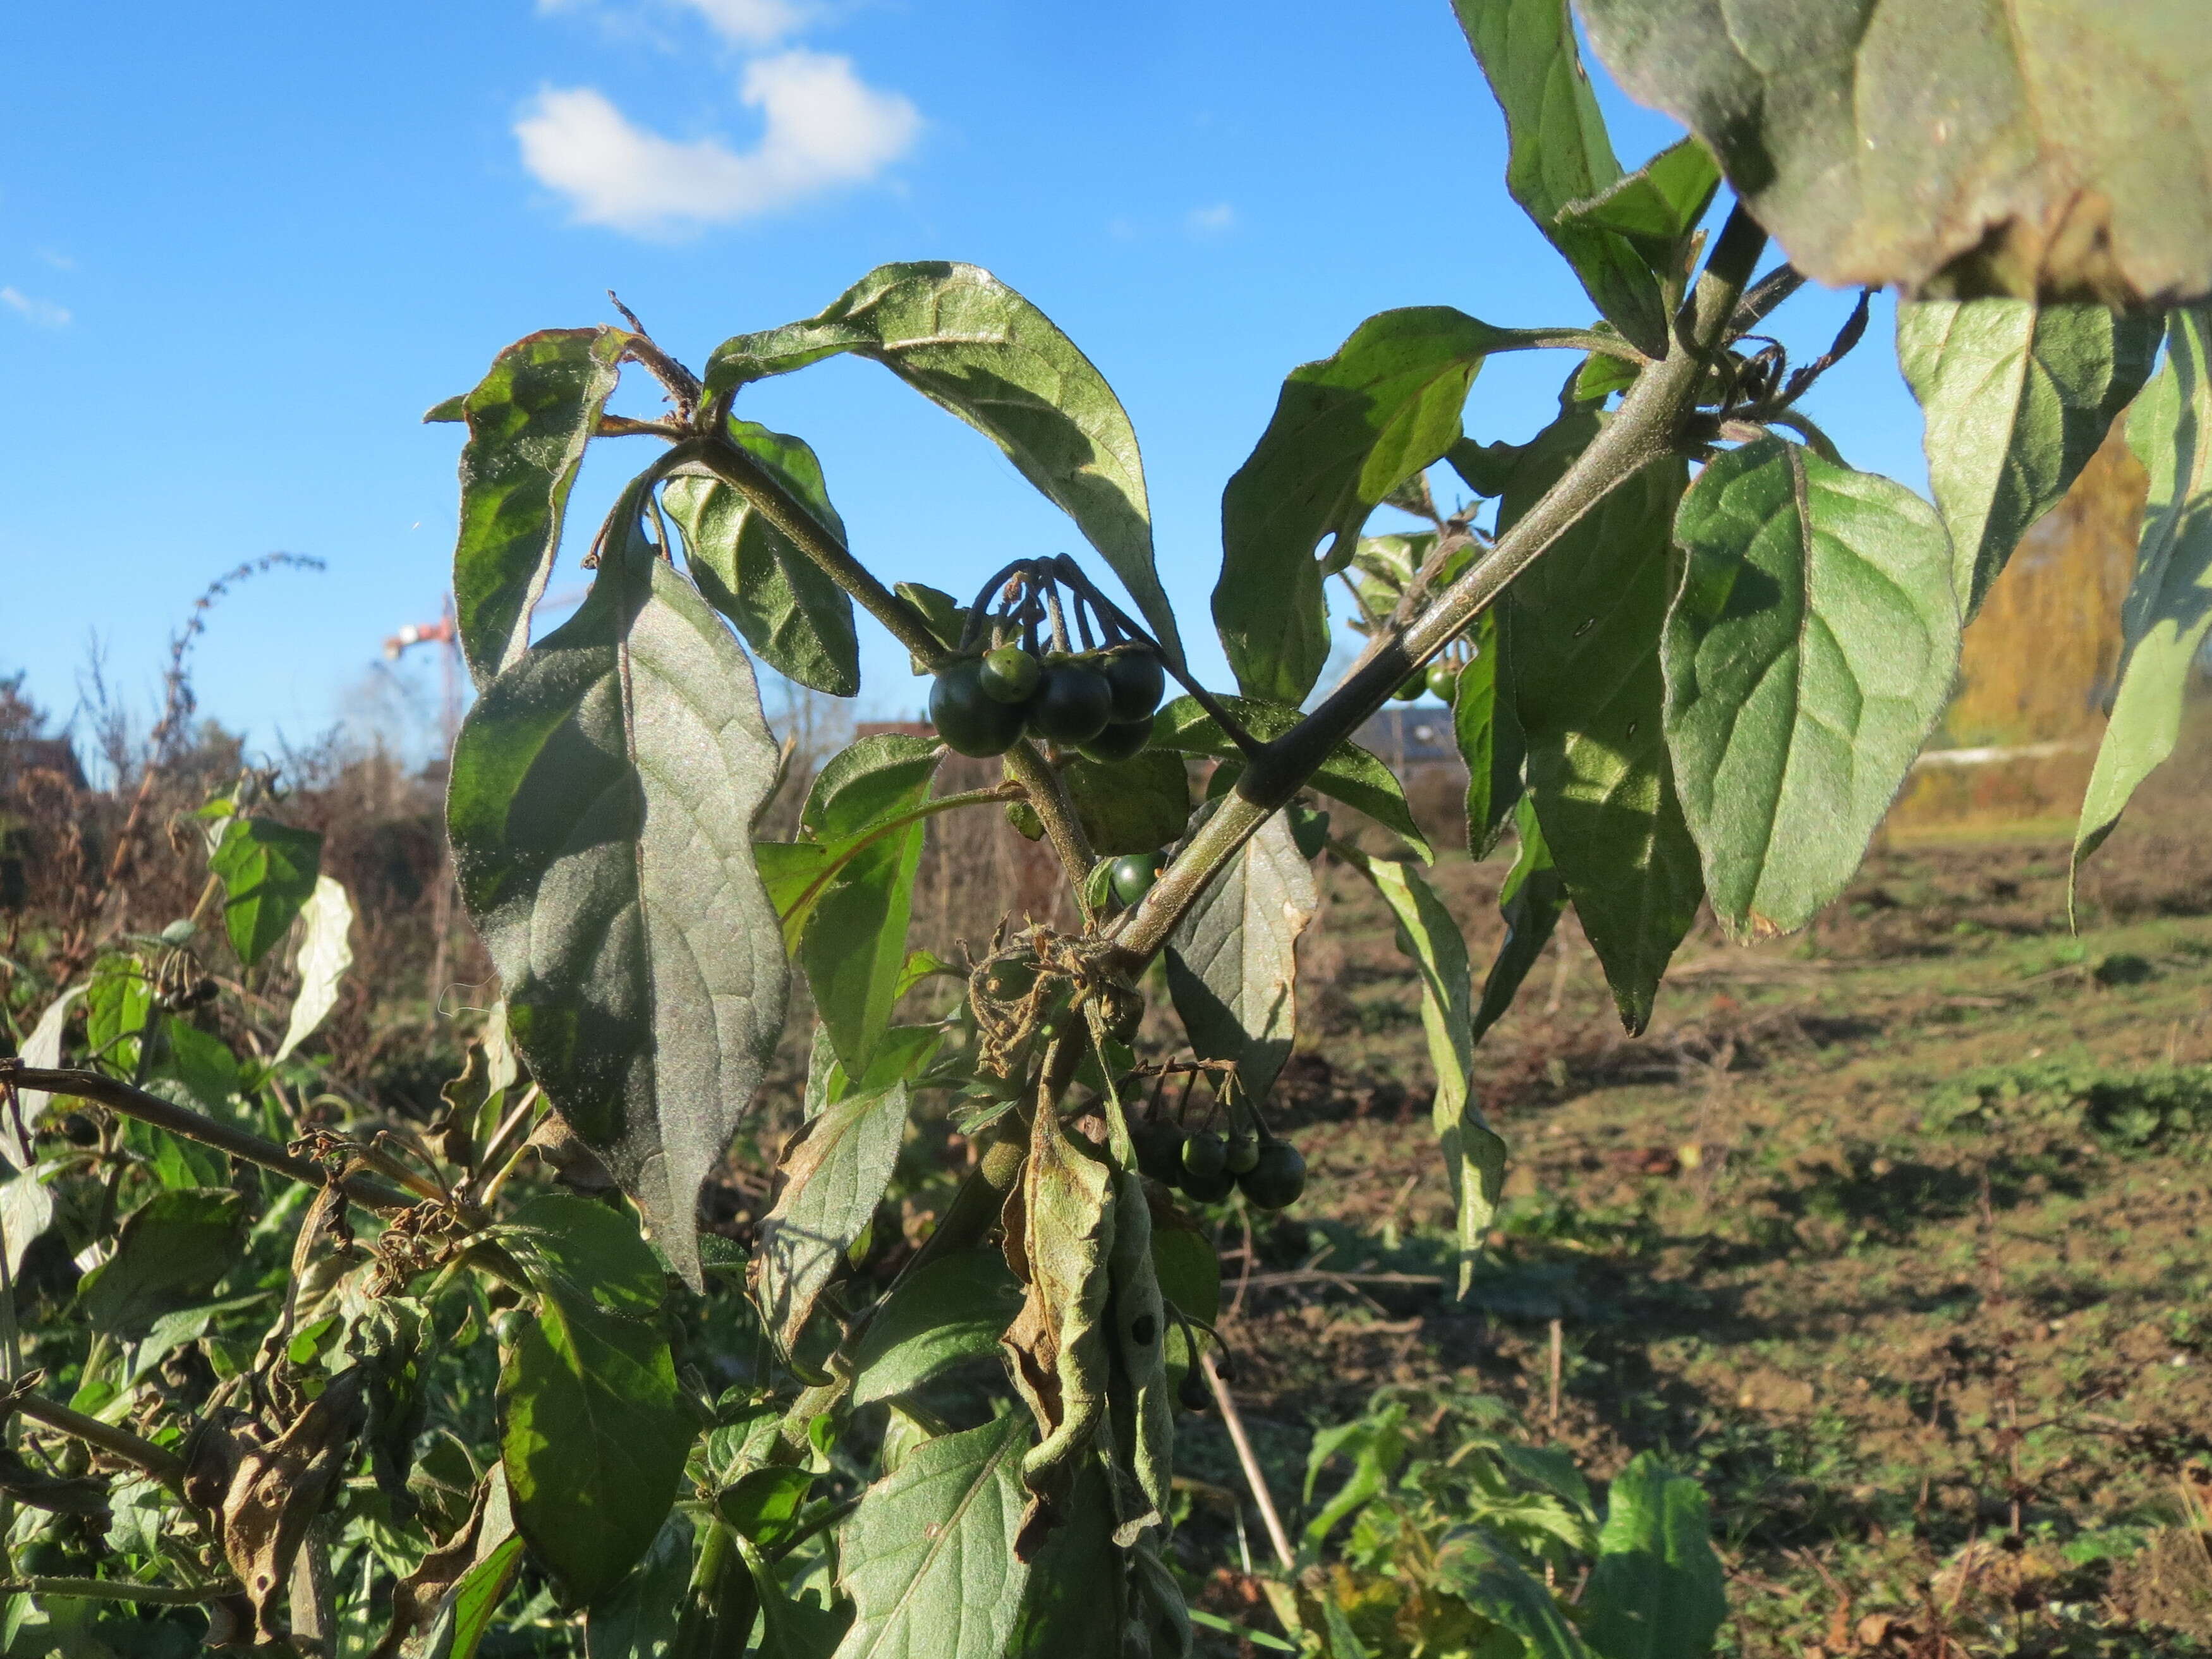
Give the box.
[1391,636,1475,703]
[926,557,1169,760]
[1129,1070,1306,1210]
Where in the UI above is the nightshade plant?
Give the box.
[1,1,2208,1655]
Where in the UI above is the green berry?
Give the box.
[1426,660,1461,701]
[1392,671,1427,702]
[1236,1141,1306,1209]
[930,659,1025,757]
[1132,1121,1186,1185]
[978,645,1042,704]
[1181,1131,1227,1181]
[1224,1128,1259,1175]
[1109,854,1160,906]
[1178,1164,1237,1204]
[1078,719,1153,763]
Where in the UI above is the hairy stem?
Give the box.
[1002,741,1097,902]
[0,1063,415,1215]
[1109,204,1768,964]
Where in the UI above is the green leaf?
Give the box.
[1339,850,1505,1299]
[209,815,324,969]
[76,1188,246,1342]
[272,875,353,1064]
[662,422,861,697]
[1006,1454,1129,1659]
[849,1251,1024,1407]
[1450,0,1667,355]
[1471,799,1567,1045]
[1453,609,1524,858]
[584,1511,695,1659]
[450,327,629,686]
[1433,1529,1590,1658]
[1499,416,1699,1033]
[758,1081,910,1355]
[448,495,789,1290]
[1899,299,2162,615]
[85,955,152,1076]
[490,1196,695,1608]
[1151,695,1431,860]
[705,263,1179,662]
[1580,1454,1727,1659]
[1217,308,1513,701]
[2077,306,2212,868]
[829,1414,1031,1659]
[1554,137,1722,267]
[718,1468,815,1550]
[1663,436,1959,939]
[1,1172,52,1284]
[1165,815,1318,1110]
[1575,0,2212,305]
[739,1534,853,1659]
[1059,750,1190,856]
[1150,1223,1220,1384]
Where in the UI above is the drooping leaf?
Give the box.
[1899,298,2162,614]
[1217,308,1513,700]
[272,875,354,1064]
[1471,799,1568,1045]
[449,495,789,1290]
[1059,750,1191,857]
[1005,1454,1128,1659]
[76,1188,246,1342]
[704,262,1179,662]
[10,985,82,1141]
[1433,1529,1590,1659]
[849,1251,1022,1407]
[1579,1454,1727,1659]
[1554,136,1722,271]
[1576,0,2212,305]
[662,422,860,697]
[1663,435,1959,939]
[449,327,629,686]
[1338,849,1505,1299]
[1450,0,1667,355]
[209,816,324,969]
[1,1172,52,1284]
[756,1081,910,1355]
[399,1473,527,1659]
[584,1510,695,1659]
[1499,416,1699,1033]
[1164,814,1319,1109]
[1452,609,1524,858]
[2077,306,2212,868]
[1150,695,1431,860]
[829,1414,1030,1659]
[489,1196,695,1607]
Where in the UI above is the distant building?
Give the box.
[1,737,87,793]
[1356,706,1462,770]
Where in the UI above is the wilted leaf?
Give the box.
[663,421,860,697]
[376,1469,525,1659]
[705,262,1179,662]
[10,985,82,1144]
[1433,1528,1589,1658]
[1664,436,1959,938]
[209,816,324,970]
[449,327,629,685]
[1,1172,52,1284]
[1500,416,1699,1033]
[273,875,355,1064]
[1451,0,1667,354]
[1165,815,1319,1109]
[1217,308,1513,701]
[830,1414,1030,1659]
[1576,0,2212,304]
[1899,298,2161,614]
[756,1081,910,1355]
[449,494,789,1289]
[2077,307,2212,869]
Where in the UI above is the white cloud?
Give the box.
[1186,203,1236,236]
[1,287,70,327]
[537,0,820,47]
[516,50,920,234]
[34,247,74,272]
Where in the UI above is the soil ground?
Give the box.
[1168,731,2212,1658]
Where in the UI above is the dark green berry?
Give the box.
[1177,1164,1237,1204]
[1027,664,1114,744]
[1426,660,1461,701]
[1181,1131,1227,1181]
[1109,854,1160,906]
[1392,671,1427,702]
[1103,650,1167,721]
[1078,719,1153,763]
[930,659,1025,757]
[978,645,1042,704]
[1236,1141,1306,1209]
[1224,1128,1259,1175]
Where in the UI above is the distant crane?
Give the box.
[381,588,586,750]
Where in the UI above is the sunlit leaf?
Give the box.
[1580,1453,1728,1659]
[849,1251,1023,1408]
[209,816,323,969]
[272,875,354,1064]
[449,487,789,1289]
[1433,1528,1590,1658]
[1899,298,2161,614]
[1577,0,2212,304]
[1471,799,1567,1045]
[705,263,1179,661]
[757,1081,910,1355]
[1664,436,1959,939]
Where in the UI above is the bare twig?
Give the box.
[11,1390,189,1492]
[0,1576,239,1605]
[1201,1349,1294,1571]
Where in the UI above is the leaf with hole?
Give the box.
[448,485,788,1289]
[662,420,860,697]
[1576,0,2212,303]
[1664,435,1959,939]
[1899,298,2162,615]
[705,262,1179,662]
[448,327,629,686]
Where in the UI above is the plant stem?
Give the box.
[11,1390,190,1492]
[0,1063,415,1215]
[1109,205,1768,966]
[1001,741,1097,901]
[0,1576,238,1605]
[1201,1349,1294,1571]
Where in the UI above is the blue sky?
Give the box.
[1,0,1924,763]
